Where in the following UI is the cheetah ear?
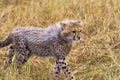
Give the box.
[77,20,84,25]
[60,23,66,27]
[60,23,67,30]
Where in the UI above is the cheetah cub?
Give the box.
[0,19,83,80]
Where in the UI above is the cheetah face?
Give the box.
[60,19,83,42]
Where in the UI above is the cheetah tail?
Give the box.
[0,34,12,48]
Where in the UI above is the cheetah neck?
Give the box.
[42,22,62,40]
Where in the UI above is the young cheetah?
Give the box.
[0,19,83,80]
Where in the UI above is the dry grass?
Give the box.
[0,0,120,80]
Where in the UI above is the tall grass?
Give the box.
[0,0,120,80]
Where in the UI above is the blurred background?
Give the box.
[0,0,120,80]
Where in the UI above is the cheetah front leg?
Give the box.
[57,58,74,80]
[54,60,61,77]
[4,45,15,69]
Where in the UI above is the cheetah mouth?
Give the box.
[73,36,81,41]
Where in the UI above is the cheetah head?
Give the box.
[60,19,83,42]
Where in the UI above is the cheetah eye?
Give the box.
[72,30,76,33]
[79,30,82,32]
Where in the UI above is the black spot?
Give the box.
[68,71,71,74]
[20,58,27,64]
[78,37,80,40]
[56,61,58,64]
[10,45,14,49]
[62,66,67,69]
[59,61,66,65]
[58,61,65,64]
[58,67,60,70]
[55,72,59,74]
[65,69,69,72]
[70,76,73,79]
[62,58,65,60]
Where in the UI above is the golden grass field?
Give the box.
[0,0,120,80]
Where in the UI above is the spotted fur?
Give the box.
[0,19,83,80]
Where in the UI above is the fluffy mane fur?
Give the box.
[36,19,83,41]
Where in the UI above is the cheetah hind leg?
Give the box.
[14,34,31,73]
[3,45,15,69]
[16,49,31,73]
